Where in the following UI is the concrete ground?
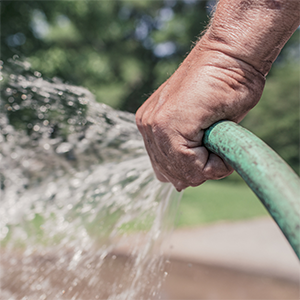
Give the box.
[162,217,300,282]
[2,216,299,300]
[109,215,300,298]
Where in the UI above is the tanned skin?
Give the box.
[136,0,300,191]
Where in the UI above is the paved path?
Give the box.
[162,217,300,282]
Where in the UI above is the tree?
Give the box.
[1,0,210,112]
[1,0,298,173]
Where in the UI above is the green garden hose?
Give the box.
[203,121,300,259]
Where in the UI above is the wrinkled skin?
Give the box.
[136,0,299,192]
[136,48,265,191]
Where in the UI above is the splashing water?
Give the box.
[0,57,181,300]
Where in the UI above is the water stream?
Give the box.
[0,57,181,300]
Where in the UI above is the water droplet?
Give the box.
[12,103,20,110]
[56,142,72,154]
[34,71,42,78]
[11,152,18,159]
[40,106,47,112]
[33,124,40,132]
[43,143,50,150]
[78,97,89,105]
[68,118,76,124]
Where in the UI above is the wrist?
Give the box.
[174,47,265,126]
[199,0,300,76]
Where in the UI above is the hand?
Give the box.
[136,47,265,191]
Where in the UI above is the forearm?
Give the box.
[199,0,300,75]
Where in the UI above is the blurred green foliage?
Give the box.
[177,181,268,227]
[1,0,210,111]
[1,0,299,173]
[242,60,300,175]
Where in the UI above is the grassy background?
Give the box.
[176,175,269,228]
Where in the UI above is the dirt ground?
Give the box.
[1,248,299,300]
[161,259,299,300]
[1,218,299,299]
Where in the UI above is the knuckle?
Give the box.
[189,179,206,187]
[205,167,231,180]
[185,172,206,187]
[135,110,143,130]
